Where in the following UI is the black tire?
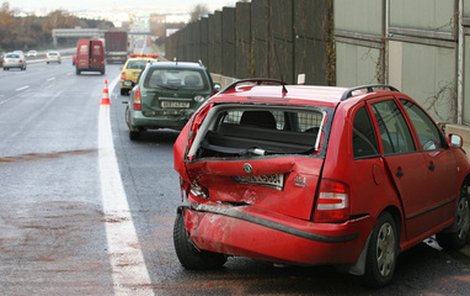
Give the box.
[76,69,80,75]
[126,106,141,141]
[362,212,398,288]
[173,213,227,270]
[436,184,470,249]
[129,130,140,141]
[47,61,49,64]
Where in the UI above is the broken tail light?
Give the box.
[189,182,209,199]
[314,179,350,223]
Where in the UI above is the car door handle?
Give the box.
[396,167,404,178]
[428,161,435,171]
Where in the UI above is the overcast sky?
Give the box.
[4,0,239,13]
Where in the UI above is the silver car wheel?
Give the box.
[376,222,396,278]
[457,187,470,240]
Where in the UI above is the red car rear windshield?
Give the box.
[189,105,332,158]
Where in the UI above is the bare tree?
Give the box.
[190,4,210,23]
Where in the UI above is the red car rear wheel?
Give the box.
[173,213,227,270]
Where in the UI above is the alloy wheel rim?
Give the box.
[457,188,470,240]
[376,222,396,277]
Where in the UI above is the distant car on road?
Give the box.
[172,81,470,288]
[125,61,220,140]
[120,53,158,95]
[46,51,61,64]
[26,50,38,57]
[2,52,26,71]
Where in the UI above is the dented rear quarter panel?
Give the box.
[321,98,403,237]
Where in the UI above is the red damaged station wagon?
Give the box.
[173,80,470,287]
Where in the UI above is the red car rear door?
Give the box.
[368,98,436,239]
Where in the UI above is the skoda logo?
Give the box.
[243,163,253,174]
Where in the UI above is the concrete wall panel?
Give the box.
[399,42,456,122]
[336,42,380,86]
[335,0,383,35]
[390,0,455,33]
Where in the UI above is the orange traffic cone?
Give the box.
[101,79,111,105]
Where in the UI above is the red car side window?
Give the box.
[371,100,416,155]
[400,99,444,151]
[353,106,379,158]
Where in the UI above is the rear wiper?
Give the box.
[156,83,179,90]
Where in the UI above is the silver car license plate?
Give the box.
[161,101,190,108]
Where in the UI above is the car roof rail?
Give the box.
[340,84,399,101]
[219,78,287,94]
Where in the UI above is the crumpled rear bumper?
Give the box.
[180,203,373,265]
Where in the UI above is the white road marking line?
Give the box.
[0,90,30,106]
[47,77,56,81]
[15,85,30,91]
[0,96,14,106]
[0,98,12,106]
[98,76,154,296]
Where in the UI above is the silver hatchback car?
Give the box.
[46,51,61,64]
[2,52,26,71]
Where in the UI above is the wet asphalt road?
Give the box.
[1,61,470,295]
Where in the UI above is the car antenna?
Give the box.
[273,43,288,94]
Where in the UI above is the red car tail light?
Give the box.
[121,71,126,81]
[314,179,350,223]
[133,86,142,111]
